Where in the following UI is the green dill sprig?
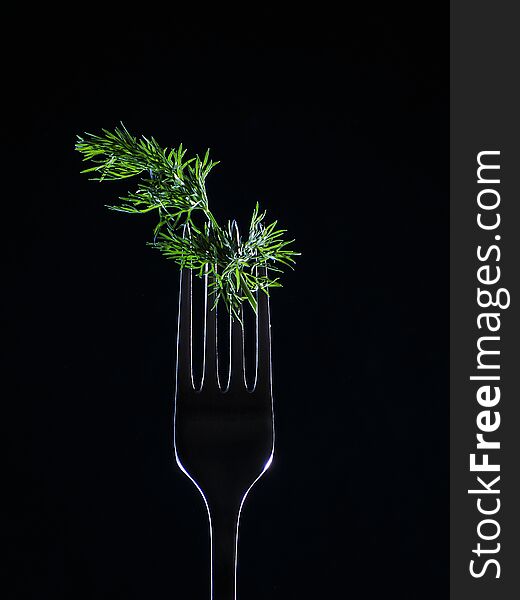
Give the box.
[75,124,299,319]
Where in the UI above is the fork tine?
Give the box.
[227,307,246,390]
[255,274,272,394]
[202,270,219,390]
[176,267,194,391]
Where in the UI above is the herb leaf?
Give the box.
[75,124,299,320]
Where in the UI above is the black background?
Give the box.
[4,7,448,599]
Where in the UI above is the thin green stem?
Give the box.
[76,124,299,320]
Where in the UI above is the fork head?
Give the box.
[173,266,274,504]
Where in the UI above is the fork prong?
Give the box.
[202,271,219,390]
[255,277,272,394]
[228,307,246,390]
[176,267,194,391]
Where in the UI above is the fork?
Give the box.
[173,267,274,600]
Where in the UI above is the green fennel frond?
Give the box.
[75,124,299,320]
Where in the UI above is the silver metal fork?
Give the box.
[173,267,274,600]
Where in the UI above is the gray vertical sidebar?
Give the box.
[451,2,520,599]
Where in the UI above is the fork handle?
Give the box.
[210,507,239,600]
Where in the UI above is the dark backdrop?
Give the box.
[4,8,448,599]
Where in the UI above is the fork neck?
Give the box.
[209,505,240,600]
